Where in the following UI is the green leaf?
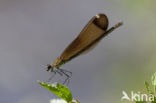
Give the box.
[136,101,146,103]
[145,81,153,94]
[151,97,156,103]
[38,81,73,103]
[151,73,156,93]
[135,95,146,103]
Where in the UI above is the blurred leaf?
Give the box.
[38,81,72,103]
[151,97,156,103]
[136,101,146,103]
[135,96,146,103]
[151,73,156,93]
[145,81,153,94]
[70,99,79,103]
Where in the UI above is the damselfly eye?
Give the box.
[46,64,52,71]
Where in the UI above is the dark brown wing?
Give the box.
[59,14,109,61]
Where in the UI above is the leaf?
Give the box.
[136,101,146,103]
[145,81,153,94]
[151,73,156,93]
[38,81,73,103]
[151,97,156,103]
[135,95,146,103]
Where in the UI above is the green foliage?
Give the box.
[136,73,156,103]
[151,73,156,93]
[135,95,146,103]
[38,81,73,103]
[145,81,153,94]
[136,101,146,103]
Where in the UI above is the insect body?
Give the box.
[46,14,123,83]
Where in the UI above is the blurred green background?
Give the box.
[0,0,156,103]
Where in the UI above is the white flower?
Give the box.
[50,99,67,103]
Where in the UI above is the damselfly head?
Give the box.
[46,64,53,72]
